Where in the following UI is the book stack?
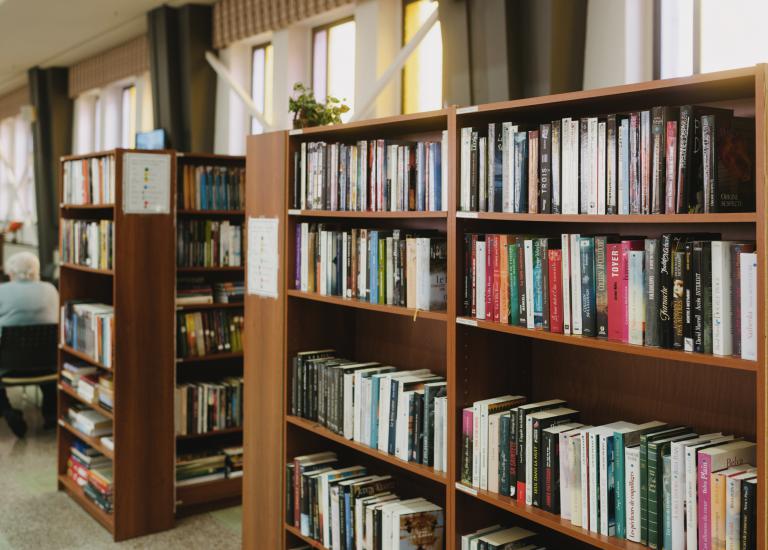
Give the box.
[174,377,244,436]
[292,133,448,212]
[61,302,114,366]
[290,350,448,472]
[176,450,227,486]
[461,525,543,550]
[177,219,243,268]
[67,441,110,488]
[459,394,758,549]
[224,446,243,478]
[463,233,758,360]
[176,310,244,358]
[295,224,448,311]
[61,361,98,392]
[286,451,445,549]
[62,155,115,205]
[179,164,246,210]
[67,404,112,437]
[97,374,113,412]
[84,465,114,514]
[459,107,754,214]
[60,219,114,269]
[213,281,244,303]
[176,278,214,305]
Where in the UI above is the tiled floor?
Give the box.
[0,387,242,549]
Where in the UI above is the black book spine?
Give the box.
[741,480,756,550]
[693,241,705,353]
[580,237,597,336]
[552,120,562,214]
[658,234,674,348]
[677,106,692,213]
[470,131,479,211]
[509,409,518,497]
[702,242,713,353]
[606,114,618,214]
[672,250,686,349]
[293,151,300,209]
[650,106,666,214]
[645,239,660,347]
[387,380,399,455]
[595,235,609,337]
[517,237,527,326]
[543,429,558,513]
[701,114,717,213]
[532,420,542,507]
[464,233,472,315]
[499,413,511,496]
[539,123,552,213]
[683,242,695,351]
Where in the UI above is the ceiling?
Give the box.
[0,0,216,96]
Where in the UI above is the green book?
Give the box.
[508,243,519,325]
[640,426,689,544]
[647,432,695,549]
[499,412,512,496]
[614,421,666,539]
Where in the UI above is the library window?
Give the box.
[250,43,274,135]
[121,85,136,148]
[312,18,355,122]
[402,0,442,114]
[0,113,35,227]
[93,95,103,152]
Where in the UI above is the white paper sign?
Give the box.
[122,152,171,214]
[247,217,279,298]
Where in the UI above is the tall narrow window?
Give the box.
[699,0,768,72]
[659,0,694,78]
[93,96,103,152]
[312,18,356,122]
[251,43,274,134]
[402,0,442,114]
[121,85,136,148]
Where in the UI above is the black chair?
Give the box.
[0,324,58,389]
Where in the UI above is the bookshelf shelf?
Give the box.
[176,266,244,274]
[286,415,448,484]
[176,427,243,440]
[177,209,245,216]
[58,384,114,420]
[175,477,242,513]
[60,263,114,276]
[287,209,448,219]
[58,419,114,459]
[175,352,244,364]
[58,474,115,531]
[285,524,328,549]
[456,211,757,224]
[175,302,243,311]
[456,317,758,372]
[286,289,448,322]
[60,203,115,211]
[60,345,111,371]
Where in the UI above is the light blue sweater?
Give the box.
[0,281,59,328]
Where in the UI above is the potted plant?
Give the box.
[289,83,350,128]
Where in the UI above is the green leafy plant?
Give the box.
[288,83,350,128]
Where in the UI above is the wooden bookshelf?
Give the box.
[244,66,767,550]
[57,149,175,541]
[173,152,246,515]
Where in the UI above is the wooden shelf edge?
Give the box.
[175,352,244,364]
[456,317,758,372]
[60,263,114,276]
[286,415,447,485]
[60,203,115,210]
[456,483,647,550]
[176,302,244,311]
[176,266,245,273]
[286,290,447,322]
[58,384,114,420]
[285,524,329,549]
[60,345,112,371]
[176,427,243,440]
[58,474,114,532]
[177,209,245,216]
[58,419,114,459]
[288,209,448,219]
[456,211,757,224]
[175,476,242,509]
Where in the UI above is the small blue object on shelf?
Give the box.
[136,129,167,150]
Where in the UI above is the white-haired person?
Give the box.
[0,251,59,437]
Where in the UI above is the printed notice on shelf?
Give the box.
[247,217,279,298]
[122,152,171,214]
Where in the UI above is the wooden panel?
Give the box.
[244,130,287,550]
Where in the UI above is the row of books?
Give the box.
[62,155,115,205]
[295,224,448,311]
[60,219,113,270]
[67,404,112,437]
[61,361,113,411]
[177,220,243,268]
[290,350,448,472]
[176,446,243,487]
[174,377,244,436]
[176,278,245,305]
[176,310,244,358]
[461,525,544,550]
[459,105,755,215]
[463,233,758,360]
[179,163,245,211]
[292,134,448,212]
[459,394,758,548]
[287,451,444,549]
[67,441,113,514]
[61,302,114,367]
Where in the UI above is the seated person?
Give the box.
[0,252,59,437]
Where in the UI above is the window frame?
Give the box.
[250,41,272,135]
[311,16,355,103]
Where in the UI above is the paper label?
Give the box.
[247,217,279,298]
[456,317,478,327]
[122,152,171,214]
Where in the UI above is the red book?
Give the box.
[607,243,623,341]
[492,235,501,322]
[621,240,644,341]
[486,234,494,321]
[548,249,564,333]
[471,234,478,318]
[664,120,678,214]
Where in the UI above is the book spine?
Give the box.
[741,253,758,360]
[499,413,511,496]
[693,241,706,353]
[539,124,552,213]
[619,118,630,214]
[701,115,716,213]
[461,408,473,485]
[540,239,550,331]
[615,434,626,538]
[712,241,733,356]
[672,250,686,349]
[514,131,528,213]
[629,113,641,214]
[517,238,527,326]
[645,239,660,346]
[677,106,692,213]
[570,234,583,335]
[702,242,713,354]
[683,242,695,351]
[651,106,666,215]
[561,234,571,334]
[579,118,589,214]
[665,120,678,213]
[607,243,622,341]
[509,242,519,325]
[499,235,509,324]
[544,429,558,513]
[606,114,618,214]
[626,447,641,542]
[552,120,561,214]
[641,110,652,215]
[485,234,494,322]
[741,480,757,550]
[595,236,608,337]
[532,421,542,506]
[580,238,596,336]
[470,131,479,211]
[597,121,607,214]
[528,130,540,213]
[658,234,674,348]
[730,244,755,356]
[629,250,646,345]
[698,453,713,550]
[549,249,564,333]
[647,443,661,549]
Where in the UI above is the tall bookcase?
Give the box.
[173,152,246,514]
[57,149,175,541]
[244,66,767,550]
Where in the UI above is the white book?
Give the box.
[390,501,441,550]
[625,445,642,542]
[568,429,586,527]
[712,241,733,356]
[475,240,486,320]
[460,127,472,211]
[433,395,444,472]
[462,525,503,550]
[385,237,393,305]
[300,142,307,208]
[597,121,607,214]
[441,397,448,472]
[343,371,356,439]
[740,252,757,360]
[588,117,599,214]
[479,137,487,211]
[561,234,572,334]
[364,495,397,549]
[353,366,391,444]
[376,369,428,453]
[598,422,637,536]
[726,471,757,550]
[570,234,583,334]
[588,428,600,532]
[502,123,516,212]
[487,412,504,493]
[300,223,309,291]
[416,237,431,310]
[524,240,535,328]
[560,118,573,214]
[580,428,591,528]
[473,395,518,488]
[628,250,645,345]
[382,498,425,549]
[549,423,583,521]
[441,130,448,211]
